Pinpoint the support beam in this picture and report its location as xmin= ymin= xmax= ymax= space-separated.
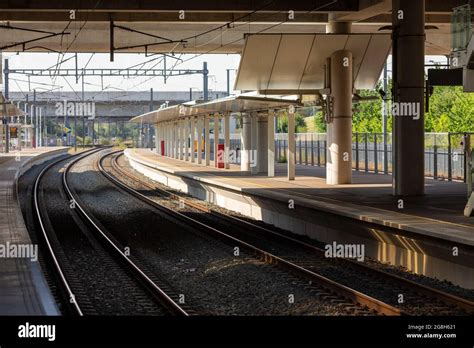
xmin=287 ymin=110 xmax=295 ymax=180
xmin=250 ymin=113 xmax=258 ymax=175
xmin=267 ymin=110 xmax=275 ymax=177
xmin=213 ymin=113 xmax=219 ymax=167
xmin=224 ymin=112 xmax=230 ymax=169
xmin=326 ymin=20 xmax=353 ymax=185
xmin=179 ymin=120 xmax=184 ymax=160
xmin=184 ymin=118 xmax=189 ymax=161
xmin=190 ymin=117 xmax=196 ymax=163
xmin=173 ymin=122 xmax=178 ymax=159
xmin=167 ymin=124 xmax=171 ymax=157
xmin=327 ymin=49 xmax=353 ymax=185
xmin=204 ymin=115 xmax=210 ymax=166
xmin=332 ymin=0 xmax=390 ymax=22
xmin=197 ymin=117 xmax=203 ymax=164
xmin=257 ymin=114 xmax=268 ymax=174
xmin=156 ymin=124 xmax=160 ymax=154
xmin=392 ymin=0 xmax=425 ymax=196
xmin=241 ymin=114 xmax=251 ymax=172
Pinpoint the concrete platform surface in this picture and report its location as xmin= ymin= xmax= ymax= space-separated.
xmin=0 ymin=147 xmax=68 ymax=315
xmin=126 ymin=149 xmax=474 ymax=247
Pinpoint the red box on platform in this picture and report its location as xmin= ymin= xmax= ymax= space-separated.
xmin=217 ymin=144 xmax=225 ymax=168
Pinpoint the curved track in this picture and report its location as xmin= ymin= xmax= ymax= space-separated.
xmin=99 ymin=150 xmax=408 ymax=316
xmin=104 ymin=150 xmax=474 ymax=316
xmin=33 ymin=148 xmax=188 ymax=316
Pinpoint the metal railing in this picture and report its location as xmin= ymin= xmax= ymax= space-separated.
xmin=229 ymin=132 xmax=473 ymax=182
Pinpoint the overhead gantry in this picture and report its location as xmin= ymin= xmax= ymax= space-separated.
xmin=130 ymin=95 xmax=301 ymax=180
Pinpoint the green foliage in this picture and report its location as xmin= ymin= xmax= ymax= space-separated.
xmin=312 ymin=111 xmax=327 ymax=132
xmin=351 ymin=80 xmax=472 ymax=133
xmin=352 ymin=79 xmax=391 ymax=133
xmin=277 ymin=113 xmax=307 ymax=133
xmin=425 ymin=86 xmax=474 ymax=133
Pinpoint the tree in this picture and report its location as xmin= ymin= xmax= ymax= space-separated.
xmin=277 ymin=112 xmax=307 ymax=133
xmin=425 ymin=86 xmax=474 ymax=132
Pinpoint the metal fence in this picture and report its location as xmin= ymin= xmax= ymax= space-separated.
xmin=230 ymin=132 xmax=473 ymax=181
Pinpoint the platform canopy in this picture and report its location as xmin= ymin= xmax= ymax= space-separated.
xmin=234 ymin=33 xmax=392 ymax=93
xmin=0 ymin=92 xmax=26 ymax=117
xmin=130 ymin=94 xmax=301 ymax=124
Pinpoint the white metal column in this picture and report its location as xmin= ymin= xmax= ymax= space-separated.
xmin=197 ymin=117 xmax=203 ymax=164
xmin=173 ymin=123 xmax=178 ymax=159
xmin=184 ymin=118 xmax=189 ymax=161
xmin=224 ymin=112 xmax=230 ymax=169
xmin=204 ymin=115 xmax=210 ymax=166
xmin=154 ymin=124 xmax=160 ymax=154
xmin=241 ymin=114 xmax=251 ymax=171
xmin=190 ymin=117 xmax=196 ymax=163
xmin=213 ymin=113 xmax=219 ymax=167
xmin=288 ymin=110 xmax=295 ymax=180
xmin=250 ymin=113 xmax=258 ymax=175
xmin=267 ymin=110 xmax=275 ymax=177
xmin=257 ymin=114 xmax=268 ymax=173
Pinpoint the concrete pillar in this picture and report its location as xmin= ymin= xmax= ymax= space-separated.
xmin=167 ymin=124 xmax=170 ymax=157
xmin=179 ymin=121 xmax=184 ymax=160
xmin=213 ymin=114 xmax=219 ymax=167
xmin=190 ymin=117 xmax=196 ymax=163
xmin=326 ymin=20 xmax=353 ymax=185
xmin=204 ymin=115 xmax=210 ymax=166
xmin=197 ymin=117 xmax=203 ymax=164
xmin=241 ymin=114 xmax=251 ymax=171
xmin=257 ymin=114 xmax=268 ymax=173
xmin=327 ymin=49 xmax=353 ymax=185
xmin=175 ymin=122 xmax=179 ymax=159
xmin=392 ymin=0 xmax=425 ymax=196
xmin=184 ymin=118 xmax=189 ymax=162
xmin=267 ymin=110 xmax=275 ymax=177
xmin=154 ymin=124 xmax=159 ymax=154
xmin=168 ymin=124 xmax=172 ymax=157
xmin=168 ymin=123 xmax=172 ymax=157
xmin=224 ymin=112 xmax=230 ymax=169
xmin=250 ymin=113 xmax=258 ymax=175
xmin=287 ymin=111 xmax=295 ymax=180
xmin=164 ymin=124 xmax=168 ymax=156
xmin=174 ymin=122 xmax=178 ymax=158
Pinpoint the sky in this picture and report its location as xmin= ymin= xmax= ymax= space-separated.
xmin=2 ymin=52 xmax=242 ymax=96
xmin=1 ymin=52 xmax=448 ymax=98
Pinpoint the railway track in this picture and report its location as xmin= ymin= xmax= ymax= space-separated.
xmin=104 ymin=150 xmax=474 ymax=316
xmin=33 ymin=148 xmax=188 ymax=316
xmin=99 ymin=150 xmax=408 ymax=316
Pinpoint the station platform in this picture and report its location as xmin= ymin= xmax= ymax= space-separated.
xmin=0 ymin=147 xmax=68 ymax=315
xmin=125 ymin=149 xmax=474 ymax=248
